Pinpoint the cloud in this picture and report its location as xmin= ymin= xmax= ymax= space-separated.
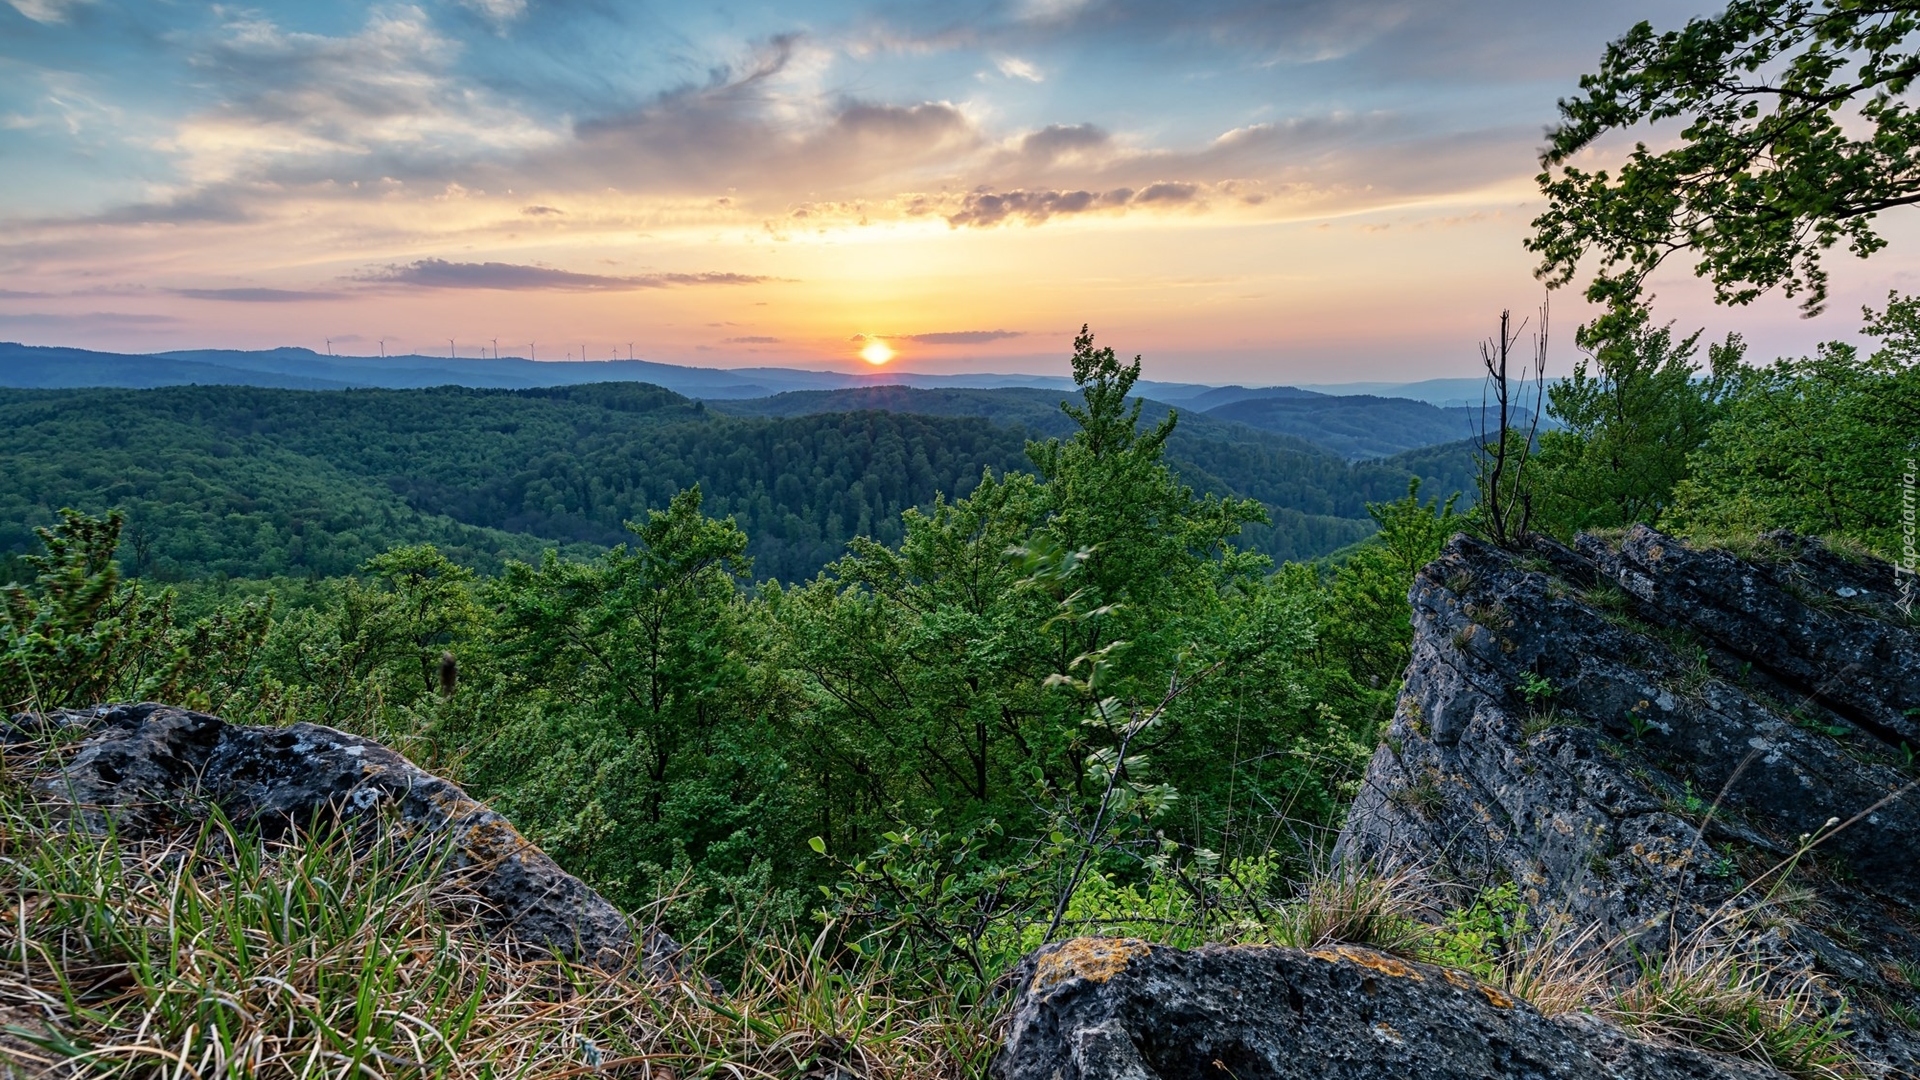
xmin=0 ymin=311 xmax=179 ymax=327
xmin=904 ymin=329 xmax=1025 ymax=344
xmin=1017 ymin=123 xmax=1110 ymax=162
xmin=162 ymin=6 xmax=554 ymax=187
xmin=361 ymin=258 xmax=772 ymax=291
xmin=945 ymin=180 xmax=1214 ymax=226
xmin=0 ymin=289 xmax=51 ymax=299
xmin=724 ymin=335 xmax=782 ymax=343
xmin=521 ymin=205 xmax=565 ymax=216
xmin=995 ymin=56 xmax=1043 ymax=82
xmin=947 ymin=187 xmax=1129 ymax=227
xmin=1135 ymin=180 xmax=1199 ymax=204
xmin=6 ymin=0 xmax=90 ymax=24
xmin=457 ymin=0 xmax=526 ymax=27
xmin=905 ymin=0 xmax=1419 ymax=66
xmin=567 ymin=37 xmax=980 ymax=195
xmin=1012 ymin=0 xmax=1093 ymax=22
xmin=169 ymin=287 xmax=344 ymax=302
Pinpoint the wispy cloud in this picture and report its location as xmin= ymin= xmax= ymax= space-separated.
xmin=360 ymin=259 xmax=773 ymax=291
xmin=161 ymin=6 xmax=554 ymax=187
xmin=6 ymin=0 xmax=91 ymax=25
xmin=169 ymin=287 xmax=344 ymax=302
xmin=456 ymin=0 xmax=526 ymax=29
xmin=994 ymin=55 xmax=1043 ymax=82
xmin=945 ymin=183 xmax=1204 ymax=227
xmin=724 ymin=335 xmax=782 ymax=343
xmin=1015 ymin=123 xmax=1110 ymax=164
xmin=0 ymin=311 xmax=178 ymax=327
xmin=904 ymin=329 xmax=1026 ymax=344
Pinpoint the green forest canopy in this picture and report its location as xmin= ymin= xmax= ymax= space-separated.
xmin=0 ymin=381 xmax=1473 ymax=584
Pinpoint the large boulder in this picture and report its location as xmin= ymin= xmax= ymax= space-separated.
xmin=1336 ymin=527 xmax=1919 ymax=1073
xmin=992 ymin=938 xmax=1776 ymax=1079
xmin=10 ymin=702 xmax=649 ymax=970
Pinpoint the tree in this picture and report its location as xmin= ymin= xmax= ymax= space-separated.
xmin=2 ymin=509 xmax=269 ymax=714
xmin=768 ymin=469 xmax=1056 ymax=832
xmin=1667 ymin=293 xmax=1920 ymax=554
xmin=1531 ymin=308 xmax=1741 ymax=538
xmin=1530 ymin=1 xmax=1920 ymax=314
xmin=1026 ymin=327 xmax=1267 ymax=699
xmin=258 ymin=545 xmax=480 ymax=738
xmin=471 ymin=486 xmax=782 ymax=906
xmin=1472 ymin=307 xmax=1547 ymax=548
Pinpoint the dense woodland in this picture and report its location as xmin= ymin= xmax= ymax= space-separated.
xmin=0 ymin=381 xmax=1467 ymax=585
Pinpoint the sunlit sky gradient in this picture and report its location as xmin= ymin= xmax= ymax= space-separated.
xmin=8 ymin=0 xmax=1920 ymax=383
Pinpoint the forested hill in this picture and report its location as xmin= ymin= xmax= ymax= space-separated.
xmin=0 ymin=382 xmax=1472 ymax=582
xmin=713 ymin=384 xmax=1495 ymax=460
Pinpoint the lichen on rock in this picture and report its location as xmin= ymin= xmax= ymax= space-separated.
xmin=11 ymin=702 xmax=654 ymax=970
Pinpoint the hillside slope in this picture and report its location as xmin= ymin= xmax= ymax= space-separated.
xmin=1204 ymin=392 xmax=1496 ymax=459
xmin=0 ymin=383 xmax=1470 ymax=581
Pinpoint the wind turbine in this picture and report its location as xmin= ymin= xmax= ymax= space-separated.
xmin=492 ymin=337 xmax=499 ymax=360
xmin=379 ymin=338 xmax=386 ymax=358
xmin=449 ymin=338 xmax=456 ymax=359
xmin=325 ymin=338 xmax=332 ymax=356
xmin=529 ymin=342 xmax=536 ymax=361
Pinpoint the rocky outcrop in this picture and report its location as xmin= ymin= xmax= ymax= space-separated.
xmin=994 ymin=527 xmax=1918 ymax=1080
xmin=1336 ymin=527 xmax=1920 ymax=1073
xmin=992 ymin=938 xmax=1776 ymax=1080
xmin=9 ymin=702 xmax=643 ymax=969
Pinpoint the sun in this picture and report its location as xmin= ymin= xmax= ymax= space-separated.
xmin=860 ymin=339 xmax=895 ymax=365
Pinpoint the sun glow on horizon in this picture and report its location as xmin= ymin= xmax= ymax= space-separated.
xmin=860 ymin=339 xmax=895 ymax=365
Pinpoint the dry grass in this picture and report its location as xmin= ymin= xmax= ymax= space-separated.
xmin=1602 ymin=944 xmax=1852 ymax=1079
xmin=0 ymin=732 xmax=988 ymax=1080
xmin=1270 ymin=864 xmax=1434 ymax=957
xmin=1488 ymin=780 xmax=1914 ymax=1080
xmin=1493 ymin=921 xmax=1613 ymax=1018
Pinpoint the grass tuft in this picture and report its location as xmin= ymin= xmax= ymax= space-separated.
xmin=1271 ymin=864 xmax=1433 ymax=957
xmin=1603 ymin=947 xmax=1854 ymax=1079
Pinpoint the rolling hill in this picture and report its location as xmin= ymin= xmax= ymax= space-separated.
xmin=0 ymin=382 xmax=1477 ymax=583
xmin=1202 ymin=392 xmax=1498 ymax=459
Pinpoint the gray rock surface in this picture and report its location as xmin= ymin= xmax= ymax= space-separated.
xmin=1336 ymin=527 xmax=1920 ymax=1074
xmin=13 ymin=702 xmax=640 ymax=968
xmin=992 ymin=938 xmax=1777 ymax=1080
xmin=994 ymin=528 xmax=1919 ymax=1080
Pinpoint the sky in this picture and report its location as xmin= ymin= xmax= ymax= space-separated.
xmin=7 ymin=0 xmax=1920 ymax=384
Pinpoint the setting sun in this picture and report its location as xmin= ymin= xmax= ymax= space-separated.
xmin=860 ymin=339 xmax=895 ymax=365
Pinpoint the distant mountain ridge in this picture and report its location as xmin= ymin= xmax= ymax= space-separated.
xmin=0 ymin=341 xmax=1490 ymax=406
xmin=1 ymin=342 xmax=1173 ymax=400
